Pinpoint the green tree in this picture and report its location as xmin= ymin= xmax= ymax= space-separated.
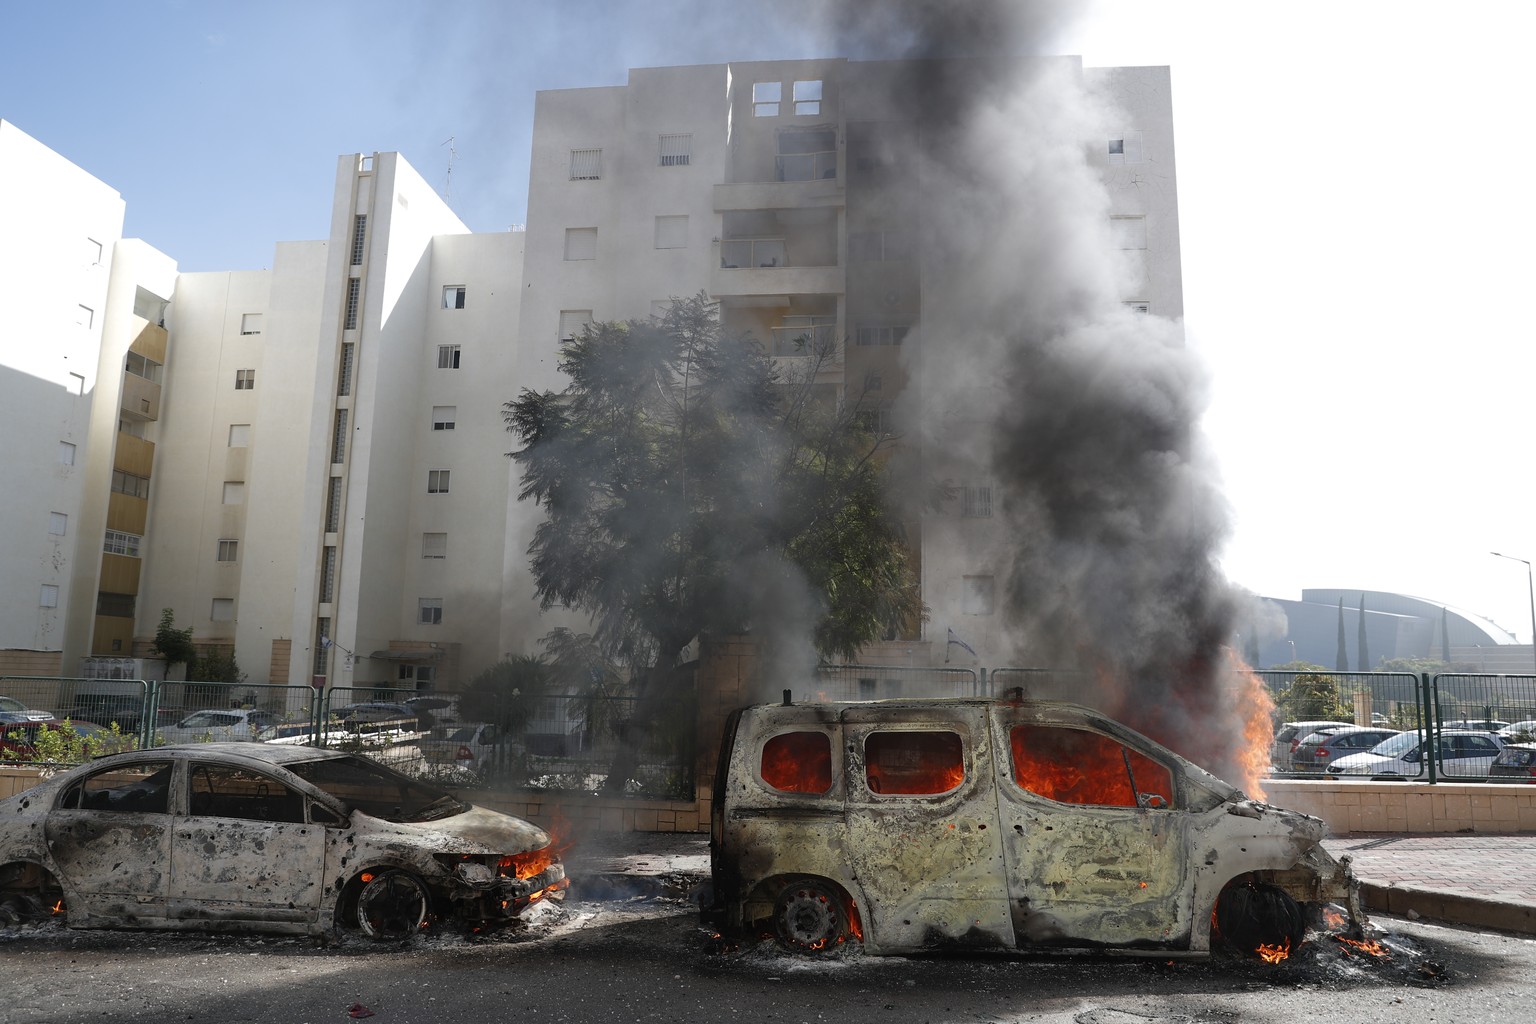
xmin=151 ymin=609 xmax=196 ymax=676
xmin=458 ymin=655 xmax=550 ymax=733
xmin=505 ymin=295 xmax=919 ymax=791
xmin=1278 ymin=667 xmax=1352 ymax=721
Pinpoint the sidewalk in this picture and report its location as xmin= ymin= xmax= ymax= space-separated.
xmin=563 ymin=830 xmax=1536 ymax=936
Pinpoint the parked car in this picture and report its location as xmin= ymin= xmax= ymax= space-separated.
xmin=332 ymin=703 xmax=429 ymax=732
xmin=1289 ymin=726 xmax=1401 ymax=772
xmin=1271 ymin=720 xmax=1353 ymax=771
xmin=1327 ymin=730 xmax=1506 ymax=779
xmin=1488 ymin=743 xmax=1536 ymax=783
xmin=1497 ymin=720 xmax=1536 ymax=741
xmin=708 ymin=697 xmax=1364 ymax=958
xmin=0 ymin=696 xmax=54 ymax=726
xmin=420 ymin=722 xmax=505 ymax=778
xmin=0 ymin=743 xmax=565 ymax=936
xmin=158 ymin=709 xmax=280 ymax=744
xmin=1441 ymin=719 xmax=1511 ymax=733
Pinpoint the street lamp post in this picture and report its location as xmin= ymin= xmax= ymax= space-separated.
xmin=1490 ymin=551 xmax=1536 ymax=675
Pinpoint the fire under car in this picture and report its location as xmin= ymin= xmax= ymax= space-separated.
xmin=706 ymin=696 xmax=1364 ymax=957
xmin=0 ymin=744 xmax=565 ymax=938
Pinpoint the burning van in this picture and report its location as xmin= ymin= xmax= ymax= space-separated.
xmin=706 ymin=696 xmax=1363 ymax=958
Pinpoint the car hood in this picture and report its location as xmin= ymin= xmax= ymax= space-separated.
xmin=348 ymin=804 xmax=551 ymax=855
xmin=1328 ymin=752 xmax=1400 ymax=773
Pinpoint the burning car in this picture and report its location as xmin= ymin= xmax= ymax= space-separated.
xmin=0 ymin=744 xmax=564 ymax=938
xmin=707 ymin=696 xmax=1363 ymax=958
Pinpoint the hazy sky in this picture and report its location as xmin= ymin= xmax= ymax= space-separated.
xmin=5 ymin=1 xmax=1534 ymax=640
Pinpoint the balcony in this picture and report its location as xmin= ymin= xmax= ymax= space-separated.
xmin=713 ymin=238 xmax=843 ymax=299
xmin=120 ymin=369 xmax=161 ymax=422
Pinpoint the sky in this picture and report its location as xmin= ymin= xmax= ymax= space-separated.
xmin=4 ymin=1 xmax=1535 ymax=641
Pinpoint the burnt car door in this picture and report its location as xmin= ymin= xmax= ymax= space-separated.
xmin=167 ymin=761 xmax=325 ymax=924
xmin=841 ymin=705 xmax=1014 ymax=952
xmin=991 ymin=711 xmax=1192 ymax=949
xmin=44 ymin=758 xmax=176 ymax=925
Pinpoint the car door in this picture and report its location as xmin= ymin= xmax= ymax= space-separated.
xmin=991 ymin=711 xmax=1190 ymax=948
xmin=167 ymin=761 xmax=326 ymax=924
xmin=1441 ymin=735 xmax=1502 ymax=779
xmin=43 ymin=758 xmax=176 ymax=925
xmin=841 ymin=705 xmax=1014 ymax=952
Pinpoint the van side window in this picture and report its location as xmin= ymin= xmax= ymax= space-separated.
xmin=761 ymin=732 xmax=832 ymax=794
xmin=865 ymin=731 xmax=963 ymax=795
xmin=1010 ymin=725 xmax=1174 ymax=809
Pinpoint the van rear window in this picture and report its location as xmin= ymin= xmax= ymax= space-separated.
xmin=1010 ymin=725 xmax=1173 ymax=808
xmin=760 ymin=731 xmax=832 ymax=794
xmin=865 ymin=731 xmax=963 ymax=795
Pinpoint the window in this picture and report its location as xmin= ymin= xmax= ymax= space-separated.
xmin=1010 ymin=725 xmax=1173 ymax=808
xmin=217 ymin=539 xmax=238 ymax=562
xmin=77 ymin=305 xmax=94 ymax=328
xmin=68 ymin=372 xmax=85 ymax=395
xmin=760 ymin=732 xmax=831 ymax=794
xmin=854 ymin=405 xmax=895 ymax=435
xmin=125 ymin=352 xmax=162 ymax=382
xmin=234 ymin=368 xmax=255 ymax=390
xmin=1124 ymin=301 xmax=1151 ymax=314
xmin=320 ymin=546 xmax=337 ymax=603
xmin=564 ymin=227 xmax=597 ymax=261
xmin=338 ymin=343 xmax=355 ymax=396
xmin=87 ymin=238 xmax=103 ymax=264
xmin=103 ymin=530 xmax=141 ymax=557
xmin=211 ymin=598 xmax=235 ymax=622
xmin=48 ymin=511 xmax=67 ymax=536
xmin=962 ymin=575 xmax=994 ymax=615
xmin=63 ymin=761 xmax=172 ymax=814
xmin=793 ymin=79 xmax=822 ymax=116
xmin=559 ymin=309 xmax=593 ymax=342
xmin=418 ymin=598 xmax=443 ymax=625
xmin=222 ymin=481 xmax=245 ymax=505
xmin=849 ymin=231 xmax=911 ymax=262
xmin=59 ymin=441 xmax=76 ymax=465
xmin=422 ymin=532 xmax=447 ymax=558
xmin=325 ymin=476 xmax=343 ymax=532
xmin=119 ymin=418 xmax=145 ymax=439
xmin=962 ymin=485 xmax=992 ymax=518
xmin=437 ymin=344 xmax=461 ymax=369
xmin=350 ymin=214 xmax=368 ymax=265
xmin=332 ymin=409 xmax=348 ymax=463
xmin=189 ymin=764 xmax=304 ymax=823
xmin=228 ymin=423 xmax=250 ymax=447
xmin=659 ymin=133 xmax=692 ymax=166
xmin=97 ymin=592 xmax=135 ymax=617
xmin=427 ymin=470 xmax=450 ymax=494
xmin=111 ymin=470 xmax=150 ymax=499
xmin=568 ymin=148 xmax=602 ymax=180
xmin=863 ymin=372 xmax=883 ymax=392
xmin=1110 ymin=215 xmax=1147 ymax=249
xmin=865 ymin=731 xmax=963 ymax=795
xmin=442 ymin=285 xmax=466 ymax=309
xmin=40 ymin=584 xmax=59 ymax=609
xmin=314 ymin=617 xmax=331 ymax=676
xmin=654 ymin=215 xmax=688 ymax=249
xmin=855 ymin=324 xmax=909 ymax=347
xmin=752 ymin=81 xmax=781 ymax=116
xmin=344 ymin=278 xmax=361 ymax=330
xmin=240 ymin=313 xmax=262 ymax=335
xmin=431 ymin=406 xmax=456 ymax=431
xmin=1107 ymin=131 xmax=1144 ymax=165
xmin=777 ymin=128 xmax=837 ymax=181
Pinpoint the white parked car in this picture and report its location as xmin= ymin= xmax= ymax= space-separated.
xmin=159 ymin=709 xmax=280 ymax=744
xmin=1327 ymin=730 xmax=1506 ymax=779
xmin=1496 ymin=720 xmax=1536 ymax=741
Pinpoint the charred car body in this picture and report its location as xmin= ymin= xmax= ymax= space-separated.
xmin=0 ymin=744 xmax=564 ymax=938
xmin=707 ymin=697 xmax=1363 ymax=956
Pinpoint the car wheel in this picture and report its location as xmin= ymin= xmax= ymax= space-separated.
xmin=773 ymin=879 xmax=848 ymax=953
xmin=1214 ymin=880 xmax=1305 ymax=959
xmin=353 ymin=870 xmax=431 ymax=940
xmin=0 ymin=865 xmax=63 ymax=927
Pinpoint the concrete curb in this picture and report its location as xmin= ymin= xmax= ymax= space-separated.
xmin=1360 ymin=882 xmax=1536 ymax=936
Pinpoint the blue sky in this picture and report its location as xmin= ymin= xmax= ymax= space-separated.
xmin=6 ymin=1 xmax=1536 ymax=640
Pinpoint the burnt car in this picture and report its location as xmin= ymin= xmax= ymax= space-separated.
xmin=1488 ymin=743 xmax=1536 ymax=782
xmin=707 ymin=697 xmax=1363 ymax=957
xmin=0 ymin=743 xmax=564 ymax=937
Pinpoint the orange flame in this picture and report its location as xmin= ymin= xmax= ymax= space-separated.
xmin=51 ymin=900 xmax=64 ymax=915
xmin=1231 ymin=655 xmax=1275 ymax=800
xmin=501 ymin=809 xmax=574 ymax=881
xmin=1335 ymin=936 xmax=1391 ymax=958
xmin=1322 ymin=906 xmax=1346 ymax=930
xmin=1256 ymin=939 xmax=1291 ymax=963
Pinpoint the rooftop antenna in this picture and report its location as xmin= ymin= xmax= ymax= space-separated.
xmin=441 ymin=136 xmax=455 ymax=201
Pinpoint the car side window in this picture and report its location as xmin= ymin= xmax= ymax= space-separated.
xmin=189 ymin=763 xmax=305 ymax=823
xmin=61 ymin=761 xmax=174 ymax=814
xmin=760 ymin=731 xmax=832 ymax=794
xmin=865 ymin=731 xmax=963 ymax=795
xmin=1010 ymin=725 xmax=1174 ymax=809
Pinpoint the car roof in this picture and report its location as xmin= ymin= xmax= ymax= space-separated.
xmin=97 ymin=742 xmax=350 ymax=767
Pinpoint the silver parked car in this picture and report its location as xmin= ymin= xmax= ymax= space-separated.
xmin=1271 ymin=720 xmax=1353 ymax=771
xmin=0 ymin=744 xmax=565 ymax=936
xmin=1288 ymin=726 xmax=1401 ymax=772
xmin=158 ymin=708 xmax=280 ymax=744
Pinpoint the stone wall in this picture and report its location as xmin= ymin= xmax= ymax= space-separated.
xmin=1265 ymin=778 xmax=1536 ymax=834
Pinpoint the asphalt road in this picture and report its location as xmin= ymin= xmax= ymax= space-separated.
xmin=1 ymin=897 xmax=1531 ymax=1024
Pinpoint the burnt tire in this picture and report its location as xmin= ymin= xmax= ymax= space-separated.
xmin=773 ymin=879 xmax=848 ymax=954
xmin=0 ymin=864 xmax=62 ymax=927
xmin=1215 ymin=879 xmax=1305 ymax=959
xmin=353 ymin=870 xmax=431 ymax=941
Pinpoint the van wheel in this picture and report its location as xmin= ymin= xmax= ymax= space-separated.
xmin=773 ymin=880 xmax=847 ymax=953
xmin=353 ymin=870 xmax=431 ymax=940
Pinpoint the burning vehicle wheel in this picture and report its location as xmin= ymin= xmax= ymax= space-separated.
xmin=353 ymin=870 xmax=432 ymax=940
xmin=0 ymin=864 xmax=63 ymax=926
xmin=773 ymin=879 xmax=848 ymax=953
xmin=1214 ymin=879 xmax=1305 ymax=961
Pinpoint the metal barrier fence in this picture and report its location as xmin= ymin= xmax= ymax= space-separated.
xmin=812 ymin=665 xmax=981 ymax=699
xmin=987 ymin=668 xmax=1088 ymax=698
